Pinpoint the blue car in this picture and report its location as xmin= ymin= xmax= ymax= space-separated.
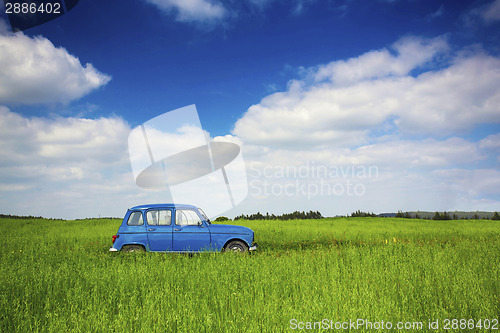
xmin=109 ymin=204 xmax=257 ymax=253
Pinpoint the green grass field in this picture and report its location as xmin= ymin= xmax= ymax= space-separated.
xmin=0 ymin=217 xmax=498 ymax=332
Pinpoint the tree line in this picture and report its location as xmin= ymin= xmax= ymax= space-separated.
xmin=0 ymin=214 xmax=47 ymax=220
xmin=349 ymin=210 xmax=500 ymax=220
xmin=351 ymin=210 xmax=377 ymax=217
xmin=231 ymin=210 xmax=323 ymax=221
xmin=394 ymin=211 xmax=500 ymax=220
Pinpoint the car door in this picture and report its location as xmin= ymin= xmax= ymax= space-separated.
xmin=172 ymin=208 xmax=210 ymax=251
xmin=146 ymin=209 xmax=173 ymax=251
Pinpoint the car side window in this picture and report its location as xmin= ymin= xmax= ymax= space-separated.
xmin=147 ymin=210 xmax=172 ymax=226
xmin=127 ymin=211 xmax=144 ymax=226
xmin=175 ymin=209 xmax=202 ymax=226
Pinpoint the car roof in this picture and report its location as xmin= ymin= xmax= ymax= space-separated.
xmin=129 ymin=203 xmax=198 ymax=211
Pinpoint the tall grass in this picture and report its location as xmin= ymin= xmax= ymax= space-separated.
xmin=0 ymin=217 xmax=498 ymax=332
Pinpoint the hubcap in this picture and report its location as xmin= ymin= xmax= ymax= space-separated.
xmin=230 ymin=245 xmax=243 ymax=252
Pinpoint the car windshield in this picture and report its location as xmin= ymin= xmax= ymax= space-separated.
xmin=198 ymin=208 xmax=210 ymax=224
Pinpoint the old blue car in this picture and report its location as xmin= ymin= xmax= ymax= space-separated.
xmin=109 ymin=204 xmax=257 ymax=253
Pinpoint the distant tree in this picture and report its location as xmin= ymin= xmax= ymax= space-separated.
xmin=254 ymin=212 xmax=264 ymax=220
xmin=234 ymin=214 xmax=247 ymax=221
xmin=214 ymin=216 xmax=230 ymax=222
xmin=351 ymin=210 xmax=377 ymax=217
xmin=433 ymin=212 xmax=452 ymax=220
xmin=492 ymin=212 xmax=500 ymax=220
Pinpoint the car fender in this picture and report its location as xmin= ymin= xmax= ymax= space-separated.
xmin=208 ymin=224 xmax=253 ymax=250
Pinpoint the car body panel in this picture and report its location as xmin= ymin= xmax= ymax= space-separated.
xmin=112 ymin=210 xmax=148 ymax=250
xmin=208 ymin=224 xmax=254 ymax=250
xmin=147 ymin=224 xmax=173 ymax=251
xmin=172 ymin=223 xmax=211 ymax=251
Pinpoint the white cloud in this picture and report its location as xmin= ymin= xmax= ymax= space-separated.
xmin=480 ymin=133 xmax=500 ymax=162
xmin=433 ymin=168 xmax=500 ymax=198
xmin=0 ymin=106 xmax=128 ymax=166
xmin=1 ymin=105 xmax=498 ymax=218
xmin=0 ymin=107 xmax=243 ymax=219
xmin=0 ymin=107 xmax=141 ymax=218
xmin=241 ymin=137 xmax=482 ymax=175
xmin=480 ymin=133 xmax=500 ymax=150
xmin=145 ymin=0 xmax=226 ymax=23
xmin=351 ymin=137 xmax=483 ymax=167
xmin=228 ymin=36 xmax=500 ymax=216
xmin=313 ymin=36 xmax=449 ymax=85
xmin=233 ymin=36 xmax=500 ymax=147
xmin=240 ymin=141 xmax=499 ymax=216
xmin=0 ymin=33 xmax=111 ymax=104
xmin=237 ymin=136 xmax=499 ymax=216
xmin=398 ymin=56 xmax=500 ymax=133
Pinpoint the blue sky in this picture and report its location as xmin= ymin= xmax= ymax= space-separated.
xmin=0 ymin=0 xmax=499 ymax=218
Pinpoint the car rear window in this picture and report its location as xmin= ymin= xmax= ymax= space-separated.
xmin=127 ymin=211 xmax=144 ymax=226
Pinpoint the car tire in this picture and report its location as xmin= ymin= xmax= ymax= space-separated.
xmin=224 ymin=240 xmax=248 ymax=253
xmin=122 ymin=245 xmax=146 ymax=253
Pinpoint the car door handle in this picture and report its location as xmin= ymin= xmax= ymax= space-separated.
xmin=174 ymin=228 xmax=181 ymax=231
xmin=148 ymin=228 xmax=156 ymax=231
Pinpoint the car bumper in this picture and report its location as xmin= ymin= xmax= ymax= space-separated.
xmin=109 ymin=247 xmax=118 ymax=252
xmin=249 ymin=243 xmax=258 ymax=251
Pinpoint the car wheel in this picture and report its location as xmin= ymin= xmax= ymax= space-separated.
xmin=224 ymin=240 xmax=248 ymax=253
xmin=122 ymin=245 xmax=146 ymax=253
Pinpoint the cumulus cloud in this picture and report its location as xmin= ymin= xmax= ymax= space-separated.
xmin=241 ymin=133 xmax=500 ymax=215
xmin=479 ymin=133 xmax=500 ymax=150
xmin=233 ymin=36 xmax=500 ymax=147
xmin=313 ymin=36 xmax=449 ymax=85
xmin=240 ymin=137 xmax=498 ymax=215
xmin=145 ymin=0 xmax=226 ymax=23
xmin=229 ymin=35 xmax=500 ymax=215
xmin=242 ymin=137 xmax=482 ymax=173
xmin=433 ymin=168 xmax=500 ymax=198
xmin=350 ymin=138 xmax=483 ymax=167
xmin=0 ymin=107 xmax=233 ymax=218
xmin=0 ymin=107 xmax=138 ymax=217
xmin=0 ymin=33 xmax=111 ymax=104
xmin=0 ymin=107 xmax=130 ymax=170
